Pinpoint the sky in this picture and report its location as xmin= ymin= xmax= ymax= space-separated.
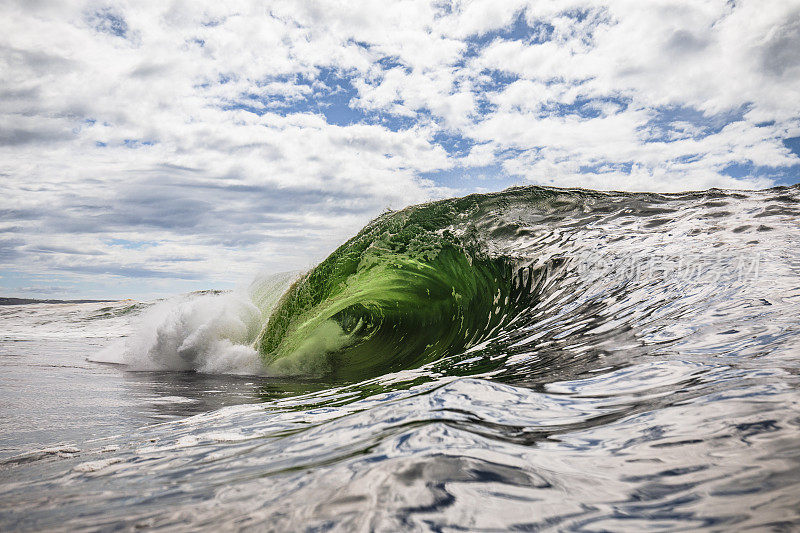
xmin=1 ymin=0 xmax=799 ymax=299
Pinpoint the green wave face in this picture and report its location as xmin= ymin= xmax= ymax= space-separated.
xmin=256 ymin=200 xmax=524 ymax=380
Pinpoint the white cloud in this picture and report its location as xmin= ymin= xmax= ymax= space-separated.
xmin=0 ymin=0 xmax=798 ymax=297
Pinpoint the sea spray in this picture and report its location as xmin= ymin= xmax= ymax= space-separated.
xmin=109 ymin=272 xmax=299 ymax=374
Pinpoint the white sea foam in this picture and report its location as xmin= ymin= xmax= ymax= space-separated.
xmin=73 ymin=457 xmax=123 ymax=473
xmin=124 ymin=291 xmax=263 ymax=374
xmin=92 ymin=272 xmax=299 ymax=375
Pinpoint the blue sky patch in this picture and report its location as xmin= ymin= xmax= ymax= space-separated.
xmin=641 ymin=105 xmax=748 ymax=142
xmin=89 ymin=8 xmax=128 ymax=38
xmin=783 ymin=136 xmax=800 ymax=158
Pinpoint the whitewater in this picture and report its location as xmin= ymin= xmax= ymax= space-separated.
xmin=2 ymin=185 xmax=800 ymax=530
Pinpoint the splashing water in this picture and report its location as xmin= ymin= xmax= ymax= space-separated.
xmin=2 ymin=185 xmax=800 ymax=530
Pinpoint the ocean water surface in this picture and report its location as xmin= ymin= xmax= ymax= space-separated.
xmin=2 ymin=185 xmax=800 ymax=530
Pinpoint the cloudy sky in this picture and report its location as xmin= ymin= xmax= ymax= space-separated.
xmin=1 ymin=0 xmax=799 ymax=299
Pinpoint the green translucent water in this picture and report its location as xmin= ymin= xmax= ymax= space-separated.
xmin=256 ymin=192 xmax=540 ymax=380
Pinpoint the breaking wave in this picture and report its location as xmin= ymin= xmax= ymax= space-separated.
xmin=116 ymin=185 xmax=800 ymax=382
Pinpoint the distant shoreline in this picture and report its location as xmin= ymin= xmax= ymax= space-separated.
xmin=0 ymin=297 xmax=119 ymax=306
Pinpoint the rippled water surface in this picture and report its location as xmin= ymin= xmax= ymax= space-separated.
xmin=2 ymin=185 xmax=800 ymax=531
